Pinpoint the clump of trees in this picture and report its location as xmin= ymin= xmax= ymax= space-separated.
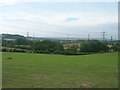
xmin=2 ymin=47 xmax=26 ymax=53
xmin=31 ymin=40 xmax=64 ymax=54
xmin=15 ymin=38 xmax=33 ymax=45
xmin=80 ymin=41 xmax=109 ymax=54
xmin=111 ymin=43 xmax=120 ymax=52
xmin=2 ymin=38 xmax=33 ymax=53
xmin=2 ymin=40 xmax=15 ymax=47
xmin=2 ymin=38 xmax=33 ymax=47
xmin=64 ymin=44 xmax=80 ymax=55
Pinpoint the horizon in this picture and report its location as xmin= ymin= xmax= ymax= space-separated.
xmin=1 ymin=33 xmax=118 ymax=40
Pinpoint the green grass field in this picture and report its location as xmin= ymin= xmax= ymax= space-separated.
xmin=2 ymin=52 xmax=118 ymax=88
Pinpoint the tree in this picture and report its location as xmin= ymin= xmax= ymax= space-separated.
xmin=31 ymin=40 xmax=64 ymax=54
xmin=64 ymin=44 xmax=80 ymax=55
xmin=80 ymin=41 xmax=109 ymax=53
xmin=2 ymin=40 xmax=15 ymax=47
xmin=111 ymin=43 xmax=120 ymax=52
xmin=15 ymin=38 xmax=33 ymax=45
xmin=70 ymin=44 xmax=79 ymax=52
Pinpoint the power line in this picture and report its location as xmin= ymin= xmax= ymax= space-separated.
xmin=101 ymin=31 xmax=106 ymax=41
xmin=111 ymin=36 xmax=113 ymax=41
xmin=27 ymin=32 xmax=29 ymax=37
xmin=88 ymin=34 xmax=90 ymax=41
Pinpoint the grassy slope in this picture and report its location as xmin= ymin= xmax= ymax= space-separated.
xmin=2 ymin=52 xmax=118 ymax=88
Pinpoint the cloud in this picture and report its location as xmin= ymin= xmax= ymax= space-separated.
xmin=0 ymin=0 xmax=118 ymax=5
xmin=40 ymin=12 xmax=117 ymax=26
xmin=0 ymin=10 xmax=117 ymax=27
xmin=0 ymin=21 xmax=117 ymax=39
xmin=0 ymin=0 xmax=19 ymax=5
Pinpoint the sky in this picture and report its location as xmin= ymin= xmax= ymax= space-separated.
xmin=0 ymin=0 xmax=118 ymax=40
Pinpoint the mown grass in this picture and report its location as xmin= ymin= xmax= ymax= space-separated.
xmin=2 ymin=52 xmax=118 ymax=88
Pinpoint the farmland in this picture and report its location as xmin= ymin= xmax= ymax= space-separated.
xmin=2 ymin=52 xmax=118 ymax=88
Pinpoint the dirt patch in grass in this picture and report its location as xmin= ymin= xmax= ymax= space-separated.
xmin=60 ymin=81 xmax=74 ymax=87
xmin=77 ymin=82 xmax=95 ymax=88
xmin=60 ymin=81 xmax=95 ymax=88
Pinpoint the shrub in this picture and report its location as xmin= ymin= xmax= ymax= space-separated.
xmin=31 ymin=40 xmax=64 ymax=54
xmin=80 ymin=41 xmax=109 ymax=53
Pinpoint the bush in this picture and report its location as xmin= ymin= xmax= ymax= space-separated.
xmin=14 ymin=45 xmax=31 ymax=50
xmin=31 ymin=40 xmax=64 ymax=54
xmin=53 ymin=50 xmax=64 ymax=54
xmin=64 ymin=49 xmax=80 ymax=55
xmin=111 ymin=43 xmax=120 ymax=52
xmin=2 ymin=48 xmax=26 ymax=53
xmin=80 ymin=41 xmax=109 ymax=53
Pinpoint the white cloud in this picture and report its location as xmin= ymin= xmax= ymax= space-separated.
xmin=0 ymin=0 xmax=19 ymax=5
xmin=44 ymin=13 xmax=117 ymax=26
xmin=0 ymin=0 xmax=119 ymax=5
xmin=1 ymin=10 xmax=117 ymax=27
xmin=0 ymin=21 xmax=117 ymax=38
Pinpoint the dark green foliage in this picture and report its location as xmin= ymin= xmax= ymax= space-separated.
xmin=32 ymin=40 xmax=64 ymax=54
xmin=111 ymin=43 xmax=120 ymax=52
xmin=80 ymin=41 xmax=109 ymax=53
xmin=15 ymin=38 xmax=33 ymax=45
xmin=2 ymin=40 xmax=15 ymax=47
xmin=2 ymin=47 xmax=26 ymax=53
xmin=64 ymin=50 xmax=79 ymax=55
xmin=14 ymin=45 xmax=31 ymax=50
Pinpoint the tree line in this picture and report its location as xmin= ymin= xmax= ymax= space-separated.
xmin=2 ymin=38 xmax=120 ymax=55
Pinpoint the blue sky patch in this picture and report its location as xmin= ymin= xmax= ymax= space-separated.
xmin=65 ymin=17 xmax=79 ymax=22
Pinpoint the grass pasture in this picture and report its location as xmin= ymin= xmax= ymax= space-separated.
xmin=2 ymin=52 xmax=118 ymax=88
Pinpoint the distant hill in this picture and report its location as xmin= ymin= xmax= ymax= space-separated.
xmin=1 ymin=34 xmax=58 ymax=41
xmin=2 ymin=34 xmax=25 ymax=39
